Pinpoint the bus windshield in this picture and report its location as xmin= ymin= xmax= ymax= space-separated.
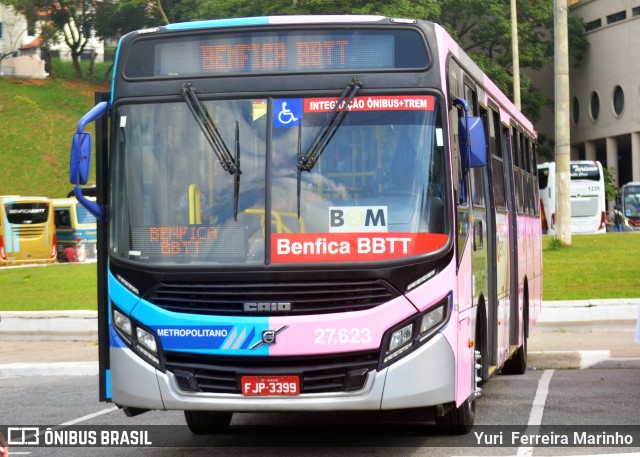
xmin=4 ymin=202 xmax=50 ymax=225
xmin=623 ymin=185 xmax=640 ymax=219
xmin=110 ymin=95 xmax=448 ymax=266
xmin=570 ymin=162 xmax=600 ymax=181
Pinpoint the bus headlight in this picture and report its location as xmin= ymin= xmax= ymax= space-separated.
xmin=113 ymin=309 xmax=132 ymax=338
xmin=419 ymin=306 xmax=445 ymax=338
xmin=111 ymin=304 xmax=164 ymax=371
xmin=389 ymin=324 xmax=413 ymax=353
xmin=137 ymin=327 xmax=158 ymax=353
xmin=135 ymin=326 xmax=160 ymax=365
xmin=380 ymin=294 xmax=451 ymax=368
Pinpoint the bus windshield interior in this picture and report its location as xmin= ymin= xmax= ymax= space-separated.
xmin=110 ymin=95 xmax=448 ymax=266
xmin=623 ymin=186 xmax=640 ymax=219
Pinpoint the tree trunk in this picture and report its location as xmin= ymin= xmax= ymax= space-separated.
xmin=102 ymin=62 xmax=114 ymax=83
xmin=73 ymin=53 xmax=83 ymax=80
xmin=87 ymin=51 xmax=96 ymax=81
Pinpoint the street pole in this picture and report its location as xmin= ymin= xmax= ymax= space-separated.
xmin=511 ymin=0 xmax=521 ymax=110
xmin=555 ymin=0 xmax=572 ymax=246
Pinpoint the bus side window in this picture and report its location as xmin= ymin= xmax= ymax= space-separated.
xmin=55 ymin=209 xmax=72 ymax=228
xmin=451 ymin=105 xmax=468 ymax=206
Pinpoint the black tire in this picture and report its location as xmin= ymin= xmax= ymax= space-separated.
xmin=184 ymin=411 xmax=233 ymax=434
xmin=501 ymin=335 xmax=527 ymax=375
xmin=475 ymin=306 xmax=489 ymax=384
xmin=435 ymin=397 xmax=476 ymax=435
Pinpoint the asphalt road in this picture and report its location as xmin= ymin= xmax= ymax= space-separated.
xmin=1 ymin=328 xmax=640 ymax=457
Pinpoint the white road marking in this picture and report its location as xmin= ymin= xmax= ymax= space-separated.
xmin=60 ymin=406 xmax=119 ymax=426
xmin=529 ymin=350 xmax=614 ymax=369
xmin=517 ymin=369 xmax=554 ymax=457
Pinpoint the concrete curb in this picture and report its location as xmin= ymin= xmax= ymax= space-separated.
xmin=0 ymin=361 xmax=98 ymax=377
xmin=0 ymin=310 xmax=98 ymax=341
xmin=1 ymin=300 xmax=638 ymax=341
xmin=538 ymin=299 xmax=640 ymax=326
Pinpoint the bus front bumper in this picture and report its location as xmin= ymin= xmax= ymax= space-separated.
xmin=109 ymin=333 xmax=455 ymax=412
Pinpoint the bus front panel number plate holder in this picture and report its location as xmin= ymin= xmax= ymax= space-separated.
xmin=241 ymin=375 xmax=300 ymax=396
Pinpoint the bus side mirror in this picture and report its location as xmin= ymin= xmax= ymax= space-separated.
xmin=70 ymin=132 xmax=92 ymax=185
xmin=69 ymin=101 xmax=109 ymax=220
xmin=458 ymin=116 xmax=487 ymax=168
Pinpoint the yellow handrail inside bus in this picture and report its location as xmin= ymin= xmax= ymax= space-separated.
xmin=188 ymin=184 xmax=201 ymax=225
xmin=244 ymin=208 xmax=306 ymax=234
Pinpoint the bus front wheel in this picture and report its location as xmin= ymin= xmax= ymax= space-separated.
xmin=435 ymin=397 xmax=476 ymax=435
xmin=184 ymin=411 xmax=233 ymax=434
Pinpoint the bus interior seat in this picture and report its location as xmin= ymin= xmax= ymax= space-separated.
xmin=425 ymin=195 xmax=445 ymax=234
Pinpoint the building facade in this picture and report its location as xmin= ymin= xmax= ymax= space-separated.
xmin=569 ymin=0 xmax=640 ymax=189
xmin=0 ymin=4 xmax=104 ymax=78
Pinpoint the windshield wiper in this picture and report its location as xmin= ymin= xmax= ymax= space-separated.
xmin=181 ymin=82 xmax=242 ymax=220
xmin=233 ymin=120 xmax=240 ymax=221
xmin=296 ymin=79 xmax=362 ymax=217
xmin=297 ymin=79 xmax=361 ymax=173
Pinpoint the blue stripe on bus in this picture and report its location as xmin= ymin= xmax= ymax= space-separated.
xmin=111 ymin=36 xmax=125 ymax=104
xmin=132 ymin=299 xmax=270 ymax=356
xmin=105 ymin=369 xmax=111 ymax=399
xmin=76 ymin=205 xmax=97 ymax=224
xmin=108 ymin=270 xmax=141 ymax=314
xmin=57 ymin=229 xmax=97 ymax=243
xmin=110 ymin=325 xmax=128 ymax=348
xmin=108 ymin=268 xmax=271 ymax=355
xmin=165 ymin=17 xmax=270 ymax=31
xmin=12 ymin=228 xmax=19 ymax=252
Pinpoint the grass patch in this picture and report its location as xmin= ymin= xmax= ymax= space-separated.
xmin=542 ymin=232 xmax=640 ymax=300
xmin=50 ymin=59 xmax=114 ymax=84
xmin=0 ymin=77 xmax=107 ymax=198
xmin=1 ymin=233 xmax=638 ymax=312
xmin=0 ymin=263 xmax=97 ymax=311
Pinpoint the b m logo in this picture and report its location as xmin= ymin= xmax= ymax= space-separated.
xmin=329 ymin=206 xmax=388 ymax=233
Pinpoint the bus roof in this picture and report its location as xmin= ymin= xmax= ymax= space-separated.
xmin=51 ymin=197 xmax=95 ymax=207
xmin=163 ymin=15 xmax=387 ymax=31
xmin=1 ymin=195 xmax=51 ymax=203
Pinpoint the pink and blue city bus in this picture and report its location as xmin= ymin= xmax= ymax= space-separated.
xmin=69 ymin=15 xmax=542 ymax=435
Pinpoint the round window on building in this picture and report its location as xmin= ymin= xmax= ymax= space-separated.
xmin=572 ymin=96 xmax=580 ymax=125
xmin=613 ymin=85 xmax=624 ymax=116
xmin=590 ymin=91 xmax=600 ymax=121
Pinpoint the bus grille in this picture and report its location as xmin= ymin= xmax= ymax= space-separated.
xmin=146 ymin=280 xmax=399 ymax=316
xmin=164 ymin=351 xmax=379 ymax=394
xmin=13 ymin=226 xmax=45 ymax=237
xmin=571 ymin=196 xmax=599 ymax=217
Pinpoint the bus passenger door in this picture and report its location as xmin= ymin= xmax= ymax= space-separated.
xmin=465 ymin=101 xmax=496 ymax=380
xmin=505 ymin=127 xmax=520 ymax=366
xmin=485 ymin=109 xmax=513 ymax=375
xmin=448 ymin=62 xmax=473 ymax=313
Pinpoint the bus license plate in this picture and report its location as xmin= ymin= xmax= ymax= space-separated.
xmin=241 ymin=375 xmax=300 ymax=396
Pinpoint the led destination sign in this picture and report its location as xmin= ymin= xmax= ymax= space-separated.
xmin=124 ymin=29 xmax=429 ymax=78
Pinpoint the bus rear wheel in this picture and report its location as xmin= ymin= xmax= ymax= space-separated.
xmin=184 ymin=411 xmax=233 ymax=434
xmin=501 ymin=336 xmax=527 ymax=375
xmin=435 ymin=397 xmax=476 ymax=435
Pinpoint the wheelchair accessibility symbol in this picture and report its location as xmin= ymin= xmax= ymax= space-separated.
xmin=274 ymin=99 xmax=302 ymax=127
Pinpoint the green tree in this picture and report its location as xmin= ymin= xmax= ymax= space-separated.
xmin=171 ymin=0 xmax=440 ymax=25
xmin=1 ymin=0 xmax=97 ymax=79
xmin=435 ymin=0 xmax=587 ymax=123
xmin=602 ymin=167 xmax=619 ymax=204
xmin=93 ymin=0 xmax=163 ymax=80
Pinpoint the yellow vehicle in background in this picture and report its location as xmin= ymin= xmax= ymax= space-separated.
xmin=52 ymin=197 xmax=97 ymax=259
xmin=0 ymin=195 xmax=57 ymax=266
